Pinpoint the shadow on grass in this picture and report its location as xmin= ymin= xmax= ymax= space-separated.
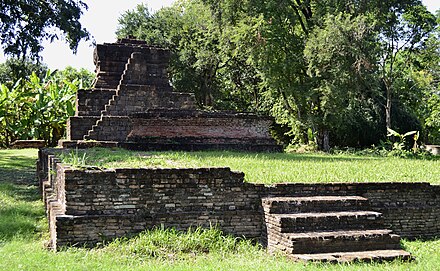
xmin=0 ymin=151 xmax=37 ymax=185
xmin=0 ymin=153 xmax=37 ymax=170
xmin=177 ymin=150 xmax=380 ymax=162
xmin=0 ymin=203 xmax=45 ymax=241
xmin=0 ymin=150 xmax=44 ymax=242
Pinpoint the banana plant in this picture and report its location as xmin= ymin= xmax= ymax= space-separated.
xmin=0 ymin=69 xmax=80 ymax=147
xmin=387 ymin=128 xmax=419 ymax=153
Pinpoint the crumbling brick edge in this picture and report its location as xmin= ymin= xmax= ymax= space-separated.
xmin=37 ymin=148 xmax=440 ymax=250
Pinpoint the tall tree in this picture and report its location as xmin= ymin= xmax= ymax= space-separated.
xmin=117 ymin=1 xmax=255 ymax=109
xmin=0 ymin=58 xmax=48 ymax=86
xmin=0 ymin=0 xmax=90 ymax=60
xmin=375 ymin=3 xmax=436 ymax=132
xmin=305 ymin=13 xmax=381 ymax=150
xmin=203 ymin=0 xmax=438 ymax=149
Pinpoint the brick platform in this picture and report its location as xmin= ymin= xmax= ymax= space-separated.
xmin=38 ymin=148 xmax=440 ymax=262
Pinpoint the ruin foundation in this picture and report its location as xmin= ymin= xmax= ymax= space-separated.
xmin=38 ymin=149 xmax=440 ymax=252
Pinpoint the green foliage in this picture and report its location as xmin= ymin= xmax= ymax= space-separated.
xmin=304 ymin=13 xmax=382 ymax=149
xmin=117 ymin=1 xmax=264 ymax=110
xmin=59 ymin=148 xmax=89 ymax=168
xmin=411 ymin=14 xmax=440 ymax=144
xmin=425 ymin=93 xmax=440 ymax=143
xmin=0 ymin=67 xmax=92 ymax=147
xmin=56 ymin=66 xmax=94 ymax=89
xmin=386 ymin=128 xmax=418 ymax=151
xmin=105 ymin=226 xmax=257 ymax=260
xmin=0 ymin=58 xmax=48 ymax=87
xmin=0 ymin=0 xmax=90 ymax=60
xmin=117 ymin=0 xmax=440 ymax=150
xmin=376 ymin=3 xmax=437 ymax=133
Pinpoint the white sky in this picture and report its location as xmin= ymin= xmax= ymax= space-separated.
xmin=0 ymin=0 xmax=439 ymax=71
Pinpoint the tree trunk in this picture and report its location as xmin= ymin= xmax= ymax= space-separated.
xmin=323 ymin=130 xmax=330 ymax=152
xmin=384 ymin=75 xmax=393 ymax=133
xmin=385 ymin=84 xmax=392 ymax=132
xmin=316 ymin=129 xmax=330 ymax=152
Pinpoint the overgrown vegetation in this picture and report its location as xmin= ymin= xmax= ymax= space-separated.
xmin=104 ymin=226 xmax=258 ymax=260
xmin=57 ymin=148 xmax=440 ymax=184
xmin=0 ymin=67 xmax=94 ymax=147
xmin=1 ymin=148 xmax=440 ymax=270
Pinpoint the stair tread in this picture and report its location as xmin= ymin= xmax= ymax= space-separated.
xmin=263 ymin=196 xmax=368 ymax=202
xmin=91 ymin=88 xmax=117 ymax=92
xmin=282 ymin=229 xmax=394 ymax=239
xmin=274 ymin=211 xmax=381 ymax=218
xmin=290 ymin=249 xmax=412 ymax=263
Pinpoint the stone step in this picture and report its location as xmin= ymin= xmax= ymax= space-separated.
xmin=267 ymin=211 xmax=383 ymax=232
xmin=95 ymin=78 xmax=121 ymax=85
xmin=262 ymin=196 xmax=370 ymax=214
xmin=289 ymin=249 xmax=412 ymax=263
xmin=97 ymin=61 xmax=127 ymax=72
xmin=94 ymin=81 xmax=121 ymax=89
xmin=84 ymin=125 xmax=99 ymax=140
xmin=96 ymin=71 xmax=125 ymax=77
xmin=103 ymin=101 xmax=114 ymax=114
xmin=268 ymin=229 xmax=401 ymax=254
xmin=92 ymin=88 xmax=117 ymax=92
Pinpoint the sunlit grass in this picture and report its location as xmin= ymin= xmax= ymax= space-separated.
xmin=1 ymin=148 xmax=440 ymax=270
xmin=1 ymin=237 xmax=440 ymax=271
xmin=56 ymin=148 xmax=440 ymax=184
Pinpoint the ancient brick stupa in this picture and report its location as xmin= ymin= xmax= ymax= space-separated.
xmin=63 ymin=39 xmax=281 ymax=151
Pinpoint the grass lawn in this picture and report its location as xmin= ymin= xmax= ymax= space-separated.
xmin=1 ymin=148 xmax=440 ymax=270
xmin=59 ymin=148 xmax=440 ymax=184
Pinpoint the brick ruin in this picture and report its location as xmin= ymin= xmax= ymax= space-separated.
xmin=38 ymin=148 xmax=440 ymax=262
xmin=43 ymin=39 xmax=440 ymax=262
xmin=63 ymin=39 xmax=281 ymax=152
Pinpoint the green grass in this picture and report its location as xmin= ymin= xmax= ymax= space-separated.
xmin=58 ymin=148 xmax=440 ymax=184
xmin=1 ymin=237 xmax=440 ymax=270
xmin=2 ymin=148 xmax=440 ymax=270
xmin=0 ymin=149 xmax=46 ymax=242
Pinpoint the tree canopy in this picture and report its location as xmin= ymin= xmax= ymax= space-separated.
xmin=0 ymin=0 xmax=90 ymax=60
xmin=117 ymin=0 xmax=440 ymax=150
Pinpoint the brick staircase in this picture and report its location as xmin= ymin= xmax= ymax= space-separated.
xmin=84 ymin=49 xmax=196 ymax=142
xmin=262 ymin=196 xmax=412 ymax=263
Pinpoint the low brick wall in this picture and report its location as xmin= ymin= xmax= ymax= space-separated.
xmin=38 ymin=149 xmax=440 ymax=249
xmin=11 ymin=140 xmax=46 ymax=149
xmin=128 ymin=110 xmax=275 ymax=140
xmin=39 ymin=149 xmax=264 ymax=249
xmin=79 ymin=109 xmax=282 ymax=151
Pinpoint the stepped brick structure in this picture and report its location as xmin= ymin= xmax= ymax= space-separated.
xmin=36 ymin=148 xmax=440 ymax=262
xmin=262 ymin=196 xmax=410 ymax=262
xmin=64 ymin=39 xmax=281 ymax=152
